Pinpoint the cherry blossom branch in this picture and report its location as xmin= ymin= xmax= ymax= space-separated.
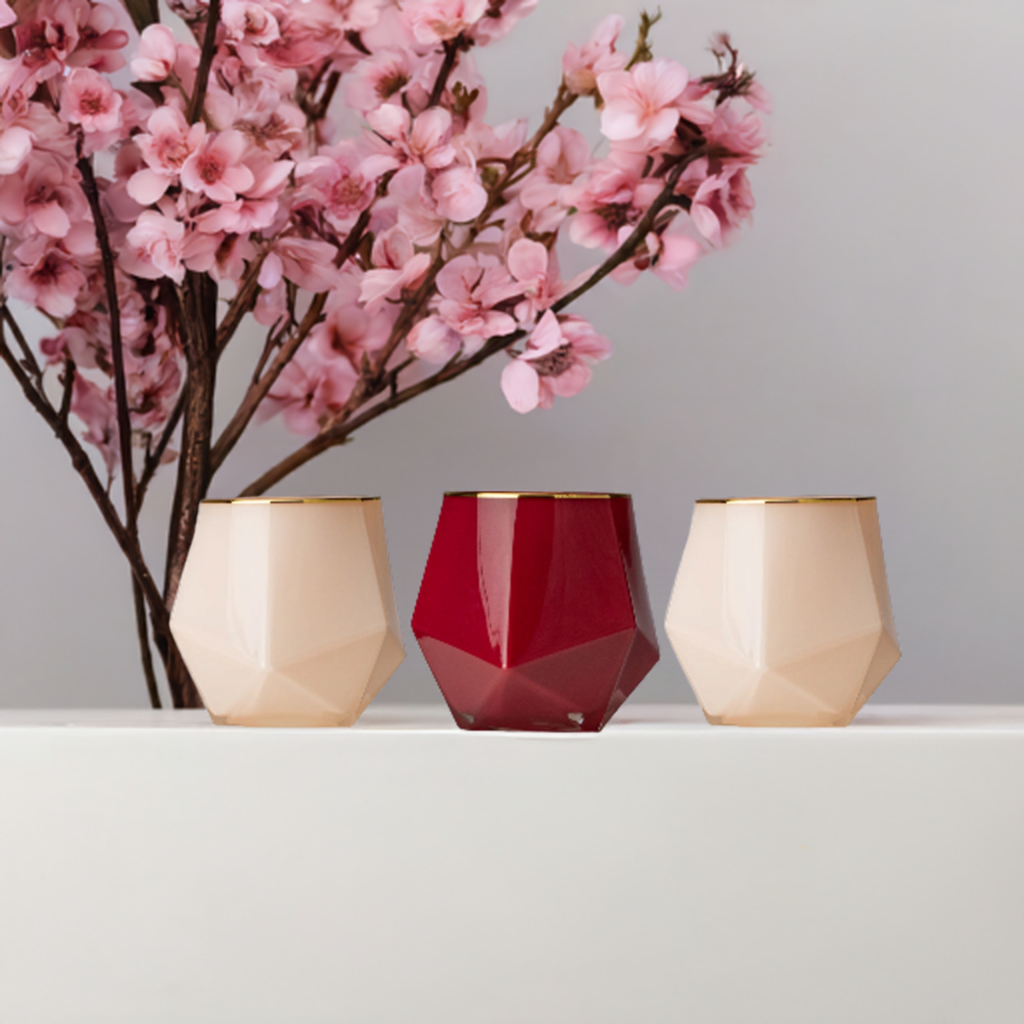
xmin=321 ymin=85 xmax=578 ymax=435
xmin=77 ymin=154 xmax=137 ymax=529
xmin=187 ymin=0 xmax=222 ymax=124
xmin=208 ymin=205 xmax=376 ymax=475
xmin=0 ymin=307 xmax=178 ymax=683
xmin=239 ymin=158 xmax=697 ymax=496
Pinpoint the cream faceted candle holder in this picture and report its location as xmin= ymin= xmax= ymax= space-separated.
xmin=665 ymin=496 xmax=900 ymax=727
xmin=170 ymin=497 xmax=405 ymax=726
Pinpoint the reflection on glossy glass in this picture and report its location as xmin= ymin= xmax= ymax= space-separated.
xmin=413 ymin=493 xmax=659 ymax=732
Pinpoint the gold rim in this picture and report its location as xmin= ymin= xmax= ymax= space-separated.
xmin=696 ymin=496 xmax=875 ymax=505
xmin=202 ymin=496 xmax=380 ymax=505
xmin=445 ymin=491 xmax=630 ymax=500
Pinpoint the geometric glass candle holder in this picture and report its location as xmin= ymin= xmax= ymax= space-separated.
xmin=170 ymin=497 xmax=405 ymax=726
xmin=665 ymin=496 xmax=900 ymax=727
xmin=412 ymin=492 xmax=659 ymax=732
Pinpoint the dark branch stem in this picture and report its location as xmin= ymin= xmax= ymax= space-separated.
xmin=137 ymin=383 xmax=186 ymax=509
xmin=1 ymin=304 xmax=44 ymax=389
xmin=187 ymin=0 xmax=221 ymax=124
xmin=77 ymin=154 xmax=137 ymax=530
xmin=429 ymin=37 xmax=463 ymax=107
xmin=132 ymin=575 xmax=162 ymax=709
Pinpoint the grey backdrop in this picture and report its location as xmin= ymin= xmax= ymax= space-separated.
xmin=1 ymin=0 xmax=1021 ymax=708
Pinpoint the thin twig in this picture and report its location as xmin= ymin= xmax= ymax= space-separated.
xmin=1 ymin=304 xmax=44 ymax=390
xmin=137 ymin=383 xmax=186 ymax=508
xmin=58 ymin=358 xmax=75 ymax=425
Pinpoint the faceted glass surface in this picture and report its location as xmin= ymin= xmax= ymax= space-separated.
xmin=171 ymin=498 xmax=405 ymax=726
xmin=665 ymin=497 xmax=900 ymax=727
xmin=412 ymin=493 xmax=659 ymax=732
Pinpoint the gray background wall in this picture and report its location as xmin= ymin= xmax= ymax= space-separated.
xmin=0 ymin=0 xmax=1021 ymax=708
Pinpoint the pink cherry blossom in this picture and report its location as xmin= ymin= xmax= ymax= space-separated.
xmin=359 ymin=227 xmax=432 ymax=311
xmin=562 ymin=15 xmax=627 ymax=97
xmin=407 ymin=315 xmax=461 ymax=364
xmin=222 ymin=0 xmax=281 ymax=53
xmin=6 ymin=238 xmax=88 ymax=318
xmin=130 ymin=107 xmax=206 ymax=204
xmin=501 ymin=310 xmax=612 ymax=413
xmin=506 ymin=238 xmax=563 ymax=322
xmin=598 ymin=58 xmax=694 ymax=149
xmin=71 ymin=375 xmax=118 ymax=476
xmin=180 ymin=130 xmax=255 ymax=203
xmin=689 ymin=164 xmax=755 ymax=247
xmin=470 ymin=0 xmax=538 ymax=45
xmin=432 ymin=165 xmax=487 ymax=223
xmin=293 ymin=142 xmax=376 ymax=232
xmin=67 ymin=2 xmax=129 ymax=74
xmin=406 ymin=0 xmax=488 ymax=45
xmin=519 ymin=126 xmax=591 ymax=232
xmin=345 ymin=48 xmax=421 ymax=114
xmin=14 ymin=1 xmax=81 ymax=83
xmin=262 ymin=236 xmax=342 ymax=292
xmin=263 ymin=341 xmax=359 ymax=435
xmin=564 ymin=161 xmax=661 ymax=251
xmin=367 ymin=105 xmax=456 ymax=169
xmin=122 ymin=211 xmax=187 ymax=283
xmin=0 ymin=154 xmax=87 ymax=239
xmin=611 ymin=229 xmax=703 ymax=290
xmin=59 ymin=68 xmax=123 ymax=134
xmin=707 ymin=103 xmax=768 ymax=165
xmin=388 ymin=164 xmax=446 ymax=244
xmin=436 ymin=253 xmax=521 ymax=341
xmin=0 ymin=126 xmax=33 ymax=175
xmin=0 ymin=0 xmax=15 ymax=29
xmin=131 ymin=25 xmax=178 ymax=82
xmin=307 ymin=288 xmax=391 ymax=364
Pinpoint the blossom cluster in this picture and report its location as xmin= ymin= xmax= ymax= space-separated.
xmin=0 ymin=0 xmax=767 ymax=474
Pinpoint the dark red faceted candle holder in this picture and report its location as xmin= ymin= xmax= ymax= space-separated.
xmin=412 ymin=492 xmax=659 ymax=732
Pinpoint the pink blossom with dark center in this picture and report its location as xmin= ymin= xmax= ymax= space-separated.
xmin=59 ymin=68 xmax=123 ymax=134
xmin=7 ymin=237 xmax=88 ymax=317
xmin=436 ymin=252 xmax=521 ymax=341
xmin=180 ymin=129 xmax=255 ymax=203
xmin=500 ymin=310 xmax=612 ymax=413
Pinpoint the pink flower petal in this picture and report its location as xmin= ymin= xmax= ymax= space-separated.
xmin=501 ymin=358 xmax=540 ymax=413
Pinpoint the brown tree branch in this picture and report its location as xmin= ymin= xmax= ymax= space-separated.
xmin=76 ymin=154 xmax=138 ymax=531
xmin=187 ymin=0 xmax=222 ymax=124
xmin=428 ymin=37 xmax=464 ymax=108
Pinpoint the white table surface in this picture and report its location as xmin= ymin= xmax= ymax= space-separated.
xmin=1 ymin=703 xmax=1022 ymax=1023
